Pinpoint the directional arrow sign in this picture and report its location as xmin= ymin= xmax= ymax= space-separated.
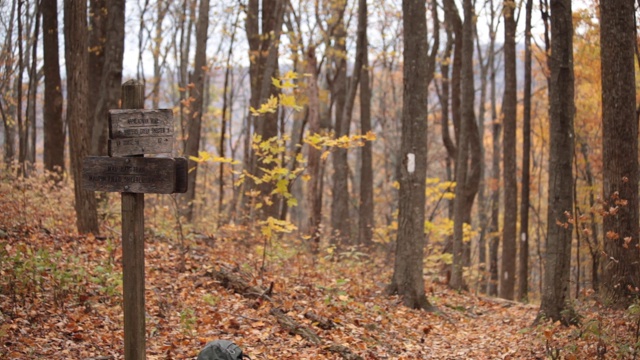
xmin=82 ymin=156 xmax=176 ymax=194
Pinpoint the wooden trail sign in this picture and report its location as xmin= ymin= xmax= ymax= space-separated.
xmin=81 ymin=79 xmax=188 ymax=360
xmin=82 ymin=156 xmax=180 ymax=194
xmin=108 ymin=109 xmax=174 ymax=156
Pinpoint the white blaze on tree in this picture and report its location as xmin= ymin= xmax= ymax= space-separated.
xmin=407 ymin=153 xmax=415 ymax=174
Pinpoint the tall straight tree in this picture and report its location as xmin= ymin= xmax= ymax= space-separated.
xmin=487 ymin=0 xmax=500 ymax=297
xmin=64 ymin=0 xmax=99 ymax=234
xmin=518 ymin=0 xmax=533 ymax=302
xmin=500 ymin=0 xmax=517 ymax=300
xmin=180 ymin=0 xmax=210 ymax=220
xmin=451 ymin=0 xmax=475 ymax=290
xmin=357 ymin=0 xmax=373 ymax=246
xmin=305 ymin=48 xmax=323 ymax=251
xmin=42 ymin=0 xmax=65 ymax=176
xmin=243 ymin=0 xmax=286 ymax=220
xmin=25 ymin=0 xmax=41 ymax=168
xmin=538 ymin=0 xmax=574 ymax=323
xmin=388 ymin=0 xmax=433 ymax=310
xmin=90 ymin=0 xmax=125 ymax=156
xmin=330 ymin=0 xmax=351 ymax=245
xmin=600 ymin=0 xmax=639 ymax=308
xmin=0 ymin=1 xmax=17 ymax=165
xmin=335 ymin=0 xmax=370 ymax=246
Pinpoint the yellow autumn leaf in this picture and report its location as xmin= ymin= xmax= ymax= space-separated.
xmin=279 ymin=93 xmax=302 ymax=111
xmin=250 ymin=95 xmax=278 ymax=116
xmin=363 ymin=131 xmax=377 ymax=141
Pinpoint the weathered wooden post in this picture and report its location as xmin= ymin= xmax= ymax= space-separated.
xmin=120 ymin=80 xmax=146 ymax=360
xmin=82 ymin=80 xmax=187 ymax=359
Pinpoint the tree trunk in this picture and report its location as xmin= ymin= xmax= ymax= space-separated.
xmin=218 ymin=9 xmax=240 ymax=225
xmin=451 ymin=0 xmax=475 ymax=290
xmin=16 ymin=0 xmax=25 ymax=169
xmin=357 ymin=0 xmax=373 ymax=247
xmin=578 ymin=142 xmax=600 ymax=291
xmin=306 ymin=49 xmax=323 ymax=252
xmin=538 ymin=0 xmax=574 ymax=323
xmin=487 ymin=0 xmax=500 ymax=296
xmin=0 ymin=0 xmax=17 ymax=165
xmin=330 ymin=1 xmax=351 ymax=245
xmin=26 ymin=0 xmax=41 ymax=169
xmin=500 ymin=0 xmax=517 ymax=300
xmin=243 ymin=0 xmax=286 ymax=221
xmin=180 ymin=0 xmax=210 ymax=220
xmin=90 ymin=0 xmax=125 ymax=156
xmin=42 ymin=0 xmax=65 ymax=176
xmin=88 ymin=0 xmax=106 ymax=143
xmin=64 ymin=0 xmax=99 ymax=234
xmin=599 ymin=0 xmax=639 ymax=309
xmin=518 ymin=0 xmax=533 ymax=303
xmin=387 ymin=0 xmax=433 ymax=311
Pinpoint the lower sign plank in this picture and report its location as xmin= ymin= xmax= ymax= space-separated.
xmin=108 ymin=135 xmax=173 ymax=156
xmin=82 ymin=156 xmax=176 ymax=194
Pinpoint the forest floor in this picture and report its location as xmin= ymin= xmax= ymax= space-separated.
xmin=0 ymin=178 xmax=638 ymax=359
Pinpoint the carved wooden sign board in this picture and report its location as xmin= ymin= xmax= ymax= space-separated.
xmin=82 ymin=108 xmax=187 ymax=194
xmin=108 ymin=109 xmax=174 ymax=157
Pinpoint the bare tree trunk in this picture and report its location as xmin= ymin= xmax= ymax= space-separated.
xmin=26 ymin=0 xmax=41 ymax=169
xmin=578 ymin=142 xmax=599 ymax=291
xmin=0 ymin=0 xmax=17 ymax=165
xmin=305 ymin=49 xmax=323 ymax=252
xmin=42 ymin=0 xmax=65 ymax=177
xmin=16 ymin=0 xmax=25 ymax=169
xmin=451 ymin=0 xmax=475 ymax=290
xmin=88 ymin=0 xmax=106 ymax=141
xmin=388 ymin=0 xmax=434 ymax=311
xmin=179 ymin=0 xmax=210 ymax=220
xmin=599 ymin=0 xmax=639 ymax=309
xmin=329 ymin=1 xmax=350 ymax=245
xmin=64 ymin=0 xmax=99 ymax=234
xmin=538 ymin=0 xmax=574 ymax=324
xmin=487 ymin=0 xmax=500 ymax=297
xmin=218 ymin=9 xmax=240 ymax=226
xmin=518 ymin=0 xmax=533 ymax=303
xmin=90 ymin=0 xmax=125 ymax=156
xmin=243 ymin=0 xmax=286 ymax=221
xmin=500 ymin=0 xmax=518 ymax=300
xmin=474 ymin=18 xmax=490 ymax=293
xmin=178 ymin=0 xmax=196 ymax=152
xmin=357 ymin=0 xmax=373 ymax=247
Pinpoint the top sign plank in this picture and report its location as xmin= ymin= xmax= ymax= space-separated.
xmin=109 ymin=109 xmax=174 ymax=139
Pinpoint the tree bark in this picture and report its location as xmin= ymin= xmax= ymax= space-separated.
xmin=500 ymin=0 xmax=517 ymax=300
xmin=243 ymin=0 xmax=286 ymax=221
xmin=88 ymin=0 xmax=107 ymax=142
xmin=42 ymin=0 xmax=65 ymax=176
xmin=450 ymin=0 xmax=475 ymax=290
xmin=305 ymin=49 xmax=323 ymax=252
xmin=330 ymin=1 xmax=351 ymax=245
xmin=64 ymin=0 xmax=99 ymax=234
xmin=518 ymin=0 xmax=533 ymax=303
xmin=0 ymin=1 xmax=17 ymax=166
xmin=387 ymin=0 xmax=433 ymax=311
xmin=357 ymin=0 xmax=373 ymax=247
xmin=599 ymin=0 xmax=639 ymax=309
xmin=538 ymin=0 xmax=574 ymax=323
xmin=487 ymin=0 xmax=500 ymax=297
xmin=180 ymin=0 xmax=211 ymax=220
xmin=25 ymin=0 xmax=41 ymax=169
xmin=90 ymin=0 xmax=125 ymax=156
xmin=218 ymin=9 xmax=240 ymax=225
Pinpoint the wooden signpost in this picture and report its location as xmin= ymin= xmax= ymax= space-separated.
xmin=82 ymin=80 xmax=187 ymax=360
